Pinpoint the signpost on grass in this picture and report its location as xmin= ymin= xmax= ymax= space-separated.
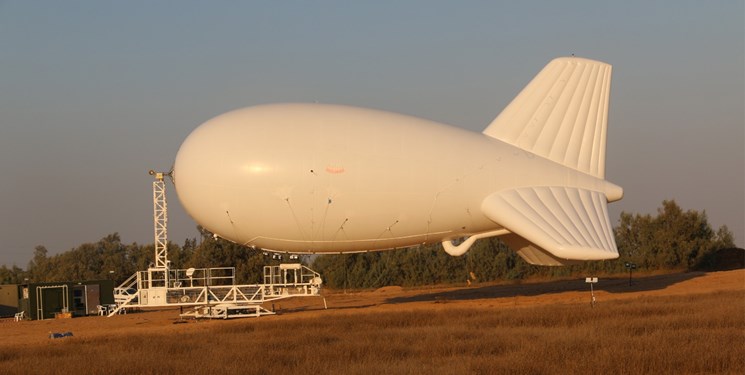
xmin=585 ymin=277 xmax=598 ymax=307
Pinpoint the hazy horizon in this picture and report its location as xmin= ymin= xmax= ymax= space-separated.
xmin=1 ymin=1 xmax=743 ymax=267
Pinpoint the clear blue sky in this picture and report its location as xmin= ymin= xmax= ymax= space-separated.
xmin=1 ymin=1 xmax=743 ymax=266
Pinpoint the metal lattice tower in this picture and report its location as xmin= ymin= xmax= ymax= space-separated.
xmin=150 ymin=170 xmax=170 ymax=269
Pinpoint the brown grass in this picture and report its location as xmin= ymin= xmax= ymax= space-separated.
xmin=1 ymin=270 xmax=743 ymax=374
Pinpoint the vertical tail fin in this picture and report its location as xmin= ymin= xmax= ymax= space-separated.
xmin=483 ymin=57 xmax=612 ymax=178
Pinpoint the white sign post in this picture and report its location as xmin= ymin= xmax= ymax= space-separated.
xmin=585 ymin=277 xmax=598 ymax=307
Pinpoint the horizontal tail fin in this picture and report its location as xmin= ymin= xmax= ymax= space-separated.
xmin=482 ymin=186 xmax=619 ymax=266
xmin=483 ymin=57 xmax=612 ymax=178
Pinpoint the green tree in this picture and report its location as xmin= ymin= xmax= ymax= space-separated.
xmin=0 ymin=264 xmax=27 ymax=284
xmin=615 ymin=200 xmax=735 ymax=271
xmin=26 ymin=245 xmax=50 ymax=281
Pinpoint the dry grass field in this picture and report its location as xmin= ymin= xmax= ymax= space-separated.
xmin=1 ymin=269 xmax=743 ymax=374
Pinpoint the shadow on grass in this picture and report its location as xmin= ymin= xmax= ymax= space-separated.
xmin=385 ymin=271 xmax=706 ymax=304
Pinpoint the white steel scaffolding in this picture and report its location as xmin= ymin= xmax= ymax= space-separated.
xmin=151 ymin=171 xmax=169 ymax=269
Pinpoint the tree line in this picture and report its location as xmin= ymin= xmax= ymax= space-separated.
xmin=0 ymin=227 xmax=276 ymax=285
xmin=0 ymin=200 xmax=736 ymax=288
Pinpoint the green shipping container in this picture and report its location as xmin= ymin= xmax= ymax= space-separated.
xmin=17 ymin=280 xmax=114 ymax=320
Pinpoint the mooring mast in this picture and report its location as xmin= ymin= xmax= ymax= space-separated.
xmin=149 ymin=170 xmax=170 ymax=270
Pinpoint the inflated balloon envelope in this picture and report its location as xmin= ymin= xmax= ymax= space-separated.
xmin=174 ymin=57 xmax=623 ymax=266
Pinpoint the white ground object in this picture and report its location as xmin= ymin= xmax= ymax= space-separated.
xmin=173 ymin=57 xmax=623 ymax=266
